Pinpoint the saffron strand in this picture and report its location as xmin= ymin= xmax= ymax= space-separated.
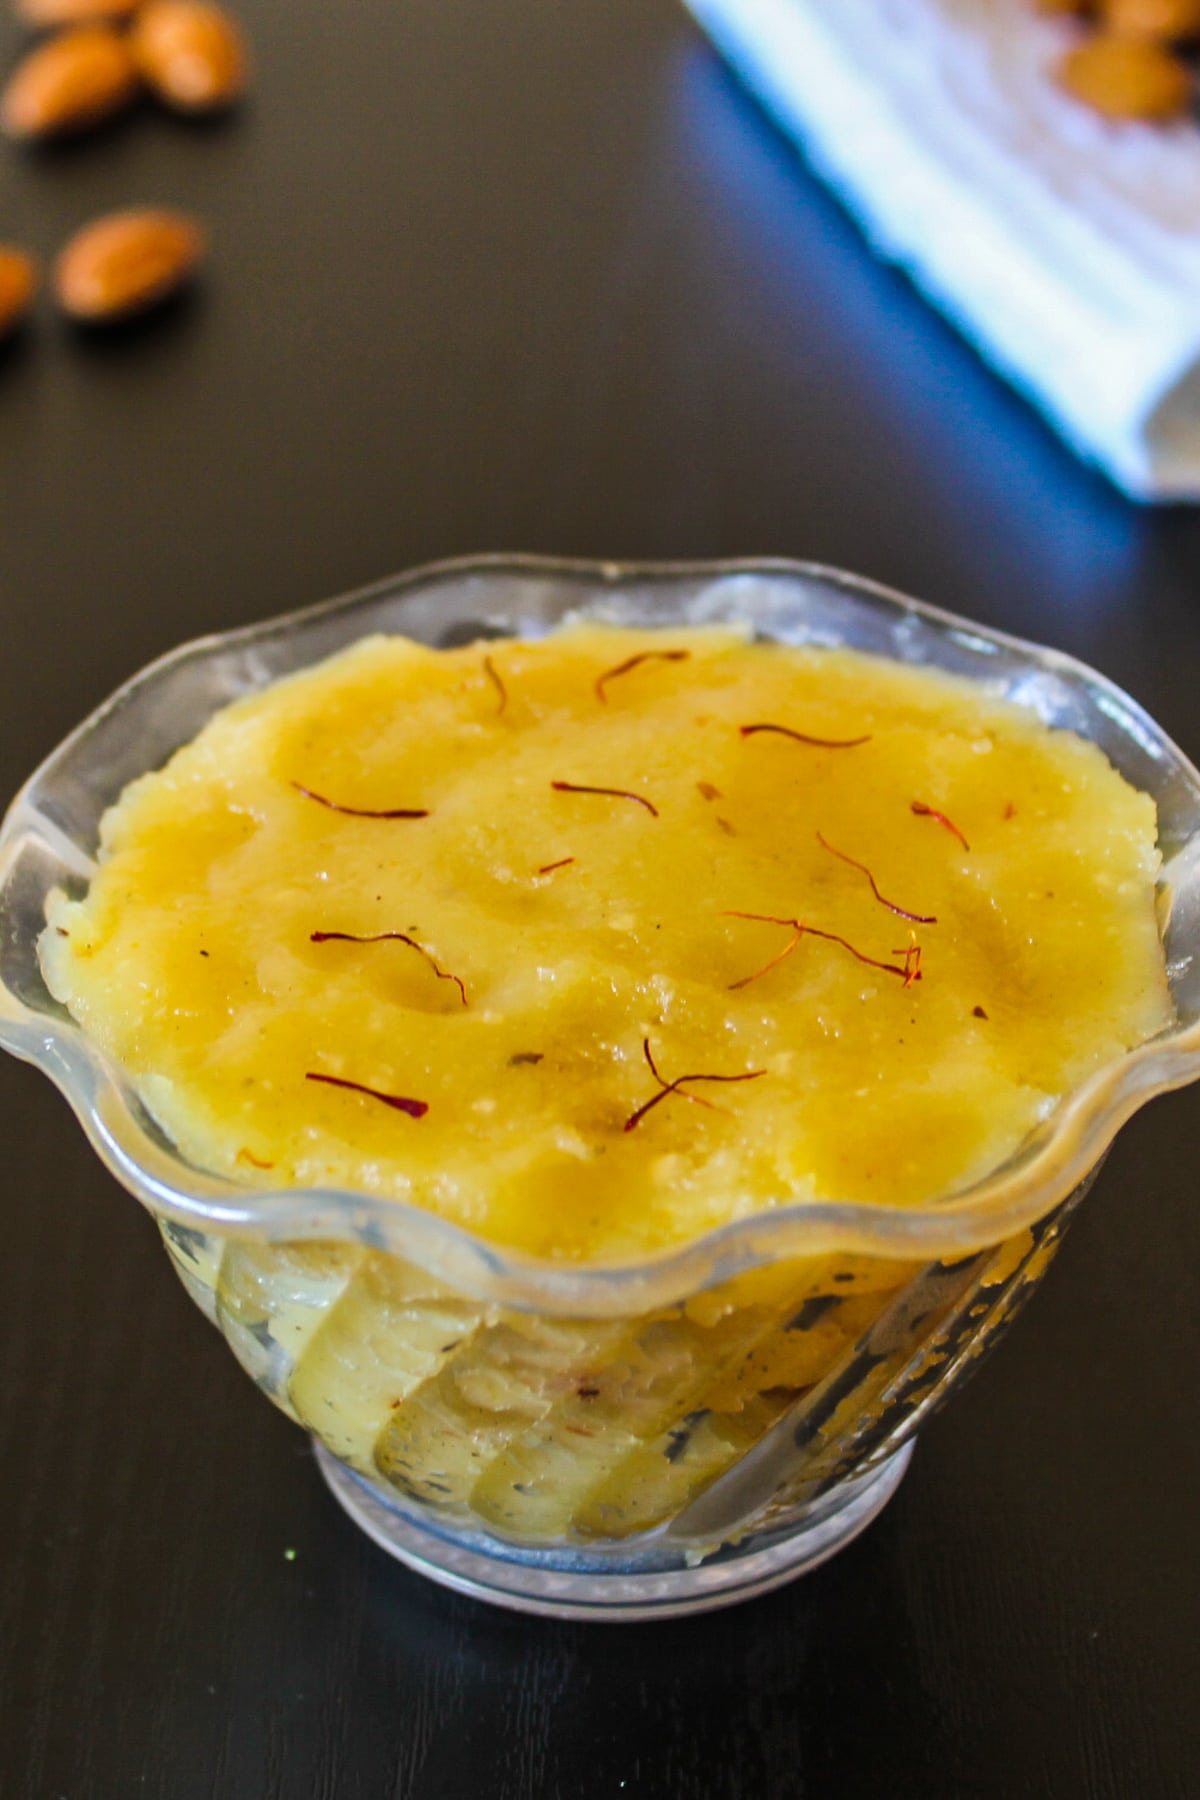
xmin=310 ymin=930 xmax=468 ymax=1007
xmin=624 ymin=1037 xmax=766 ymax=1133
xmin=727 ymin=928 xmax=805 ymax=992
xmin=551 ymin=780 xmax=659 ymax=818
xmin=305 ymin=1072 xmax=428 ymax=1119
xmin=482 ymin=655 xmax=508 ymax=715
xmin=724 ymin=911 xmax=918 ymax=988
xmin=893 ymin=933 xmax=924 ymax=989
xmin=291 ymin=783 xmax=428 ymax=820
xmin=595 ymin=649 xmax=690 ymax=704
xmin=739 ymin=723 xmax=872 ymax=749
xmin=911 ymin=801 xmax=970 ymax=851
xmin=816 ymin=831 xmax=937 ymax=924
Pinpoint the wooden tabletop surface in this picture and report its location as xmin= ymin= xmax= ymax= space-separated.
xmin=1 ymin=3 xmax=1198 ymax=1795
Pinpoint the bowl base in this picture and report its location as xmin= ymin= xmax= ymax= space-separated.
xmin=314 ymin=1439 xmax=914 ymax=1620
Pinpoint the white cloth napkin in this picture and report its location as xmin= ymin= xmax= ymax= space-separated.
xmin=684 ymin=0 xmax=1200 ymax=501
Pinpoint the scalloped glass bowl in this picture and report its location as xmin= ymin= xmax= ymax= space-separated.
xmin=4 ymin=557 xmax=1200 ymax=1621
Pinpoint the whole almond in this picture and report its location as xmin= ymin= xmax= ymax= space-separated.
xmin=131 ymin=1 xmax=248 ymax=113
xmin=54 ymin=208 xmax=205 ymax=321
xmin=1 ymin=25 xmax=140 ymax=140
xmin=1056 ymin=32 xmax=1194 ymax=119
xmin=1102 ymin=0 xmax=1200 ymax=37
xmin=15 ymin=0 xmax=143 ymax=25
xmin=0 ymin=244 xmax=39 ymax=338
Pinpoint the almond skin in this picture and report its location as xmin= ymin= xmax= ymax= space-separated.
xmin=1056 ymin=32 xmax=1194 ymax=119
xmin=14 ymin=0 xmax=143 ymax=25
xmin=131 ymin=1 xmax=248 ymax=113
xmin=54 ymin=208 xmax=205 ymax=321
xmin=1 ymin=25 xmax=140 ymax=140
xmin=0 ymin=244 xmax=39 ymax=338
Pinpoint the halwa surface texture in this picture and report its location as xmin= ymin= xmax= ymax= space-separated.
xmin=41 ymin=625 xmax=1172 ymax=1261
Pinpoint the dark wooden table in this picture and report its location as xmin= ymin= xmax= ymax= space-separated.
xmin=2 ymin=3 xmax=1198 ymax=1795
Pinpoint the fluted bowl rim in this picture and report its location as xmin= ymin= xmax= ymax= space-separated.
xmin=2 ymin=553 xmax=1198 ymax=1316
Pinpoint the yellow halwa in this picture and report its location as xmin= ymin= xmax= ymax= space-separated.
xmin=41 ymin=625 xmax=1172 ymax=1261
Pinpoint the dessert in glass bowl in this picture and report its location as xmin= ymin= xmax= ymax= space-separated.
xmin=4 ymin=557 xmax=1199 ymax=1619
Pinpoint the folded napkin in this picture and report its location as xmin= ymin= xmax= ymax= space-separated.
xmin=684 ymin=0 xmax=1200 ymax=501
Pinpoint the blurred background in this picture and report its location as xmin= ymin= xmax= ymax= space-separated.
xmin=3 ymin=0 xmax=1199 ymax=796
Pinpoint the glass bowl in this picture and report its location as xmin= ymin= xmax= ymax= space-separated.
xmin=4 ymin=555 xmax=1200 ymax=1622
